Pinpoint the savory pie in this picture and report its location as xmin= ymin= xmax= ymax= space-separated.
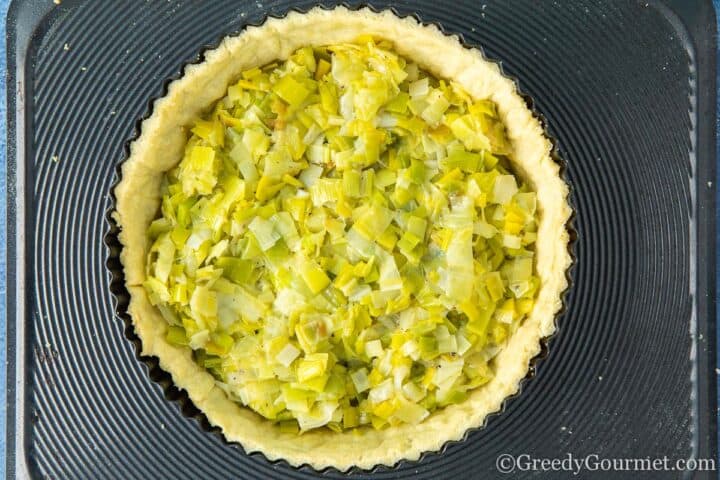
xmin=113 ymin=6 xmax=571 ymax=470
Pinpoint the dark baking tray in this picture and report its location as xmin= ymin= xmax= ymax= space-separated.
xmin=6 ymin=0 xmax=717 ymax=478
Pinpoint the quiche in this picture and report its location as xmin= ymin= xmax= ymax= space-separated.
xmin=113 ymin=6 xmax=572 ymax=471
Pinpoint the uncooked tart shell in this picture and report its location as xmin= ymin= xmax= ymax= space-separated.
xmin=113 ymin=6 xmax=572 ymax=471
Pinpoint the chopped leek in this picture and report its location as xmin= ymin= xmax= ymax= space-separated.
xmin=144 ymin=37 xmax=539 ymax=434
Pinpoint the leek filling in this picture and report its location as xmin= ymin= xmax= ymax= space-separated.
xmin=143 ymin=37 xmax=540 ymax=432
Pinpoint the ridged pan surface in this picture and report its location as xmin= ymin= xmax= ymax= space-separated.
xmin=11 ymin=0 xmax=715 ymax=479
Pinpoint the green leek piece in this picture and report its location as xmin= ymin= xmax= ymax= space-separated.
xmin=299 ymin=257 xmax=331 ymax=294
xmin=248 ymin=216 xmax=281 ymax=251
xmin=297 ymin=353 xmax=329 ymax=382
xmin=272 ymin=75 xmax=311 ymax=107
xmin=180 ymin=146 xmax=218 ymax=196
xmin=276 ymin=342 xmax=301 ymax=367
xmin=166 ymin=325 xmax=188 ymax=346
xmin=215 ymin=257 xmax=254 ymax=284
xmin=492 ymin=175 xmax=519 ymax=205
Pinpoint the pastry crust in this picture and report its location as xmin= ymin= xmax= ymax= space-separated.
xmin=113 ymin=6 xmax=572 ymax=470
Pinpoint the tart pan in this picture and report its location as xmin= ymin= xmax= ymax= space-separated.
xmin=6 ymin=0 xmax=716 ymax=478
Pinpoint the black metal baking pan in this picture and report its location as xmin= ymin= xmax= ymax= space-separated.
xmin=6 ymin=0 xmax=717 ymax=478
